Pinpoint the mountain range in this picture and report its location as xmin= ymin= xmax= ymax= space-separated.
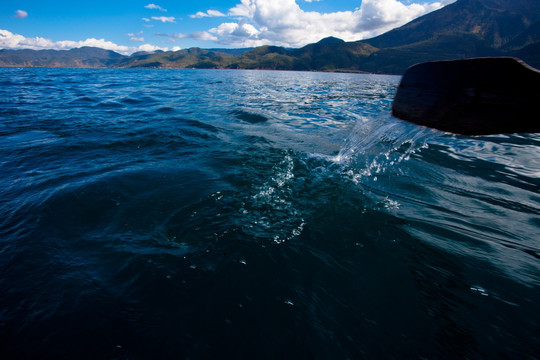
xmin=1 ymin=0 xmax=539 ymax=74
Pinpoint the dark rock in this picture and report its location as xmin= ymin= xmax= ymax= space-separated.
xmin=391 ymin=57 xmax=540 ymax=135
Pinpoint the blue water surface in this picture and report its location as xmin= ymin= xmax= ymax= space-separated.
xmin=0 ymin=68 xmax=539 ymax=359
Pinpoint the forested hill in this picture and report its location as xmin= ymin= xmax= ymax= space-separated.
xmin=1 ymin=0 xmax=539 ymax=74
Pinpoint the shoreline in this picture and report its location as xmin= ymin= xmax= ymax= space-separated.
xmin=0 ymin=65 xmax=399 ymax=76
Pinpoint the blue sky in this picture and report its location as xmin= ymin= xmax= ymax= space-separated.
xmin=1 ymin=0 xmax=455 ymax=54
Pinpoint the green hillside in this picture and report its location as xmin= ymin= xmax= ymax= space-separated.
xmin=0 ymin=47 xmax=125 ymax=68
xmin=1 ymin=0 xmax=539 ymax=73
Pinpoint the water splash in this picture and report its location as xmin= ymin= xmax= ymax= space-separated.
xmin=239 ymin=153 xmax=306 ymax=244
xmin=329 ymin=115 xmax=436 ymax=190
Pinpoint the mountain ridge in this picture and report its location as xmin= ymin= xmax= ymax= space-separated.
xmin=1 ymin=0 xmax=539 ymax=73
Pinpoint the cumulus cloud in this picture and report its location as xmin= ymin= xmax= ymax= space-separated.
xmin=209 ymin=0 xmax=455 ymax=47
xmin=14 ymin=10 xmax=28 ymax=19
xmin=0 ymin=29 xmax=166 ymax=55
xmin=145 ymin=4 xmax=167 ymax=11
xmin=355 ymin=0 xmax=450 ymax=32
xmin=137 ymin=43 xmax=166 ymax=52
xmin=190 ymin=10 xmax=227 ymax=19
xmin=151 ymin=16 xmax=176 ymax=23
xmin=210 ymin=20 xmax=260 ymax=45
xmin=1 ymin=1 xmax=456 ymax=56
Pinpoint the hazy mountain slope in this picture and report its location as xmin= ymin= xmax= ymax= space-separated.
xmin=365 ymin=0 xmax=540 ymax=49
xmin=289 ymin=38 xmax=378 ymax=71
xmin=116 ymin=48 xmax=234 ymax=68
xmin=512 ymin=41 xmax=540 ymax=67
xmin=358 ymin=34 xmax=504 ymax=73
xmin=503 ymin=20 xmax=540 ymax=50
xmin=0 ymin=47 xmax=125 ymax=67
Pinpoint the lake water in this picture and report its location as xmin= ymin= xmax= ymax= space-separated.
xmin=0 ymin=68 xmax=539 ymax=359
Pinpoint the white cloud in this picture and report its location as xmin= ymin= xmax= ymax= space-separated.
xmin=0 ymin=1 xmax=457 ymax=57
xmin=156 ymin=32 xmax=219 ymax=42
xmin=145 ymin=4 xmax=167 ymax=12
xmin=136 ymin=43 xmax=165 ymax=52
xmin=156 ymin=32 xmax=187 ymax=40
xmin=14 ymin=10 xmax=28 ymax=19
xmin=210 ymin=20 xmax=260 ymax=45
xmin=0 ymin=29 xmax=167 ymax=55
xmin=127 ymin=31 xmax=144 ymax=42
xmin=56 ymin=38 xmax=132 ymax=53
xmin=355 ymin=0 xmax=447 ymax=33
xmin=212 ymin=0 xmax=455 ymax=47
xmin=190 ymin=10 xmax=227 ymax=19
xmin=151 ymin=16 xmax=176 ymax=23
xmin=191 ymin=32 xmax=220 ymax=41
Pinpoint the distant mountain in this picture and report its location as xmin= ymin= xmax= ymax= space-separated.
xmin=513 ymin=41 xmax=540 ymax=68
xmin=504 ymin=20 xmax=540 ymax=50
xmin=1 ymin=0 xmax=539 ymax=73
xmin=206 ymin=48 xmax=255 ymax=56
xmin=113 ymin=48 xmax=237 ymax=69
xmin=289 ymin=38 xmax=377 ymax=71
xmin=354 ymin=0 xmax=540 ymax=72
xmin=365 ymin=0 xmax=540 ymax=49
xmin=0 ymin=47 xmax=125 ymax=68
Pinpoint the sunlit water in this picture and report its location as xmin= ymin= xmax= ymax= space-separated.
xmin=0 ymin=68 xmax=538 ymax=359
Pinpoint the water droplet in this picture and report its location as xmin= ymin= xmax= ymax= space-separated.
xmin=470 ymin=286 xmax=489 ymax=296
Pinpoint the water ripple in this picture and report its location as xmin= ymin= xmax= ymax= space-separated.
xmin=0 ymin=68 xmax=538 ymax=359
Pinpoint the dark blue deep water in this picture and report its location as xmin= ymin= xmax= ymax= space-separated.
xmin=0 ymin=68 xmax=539 ymax=359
